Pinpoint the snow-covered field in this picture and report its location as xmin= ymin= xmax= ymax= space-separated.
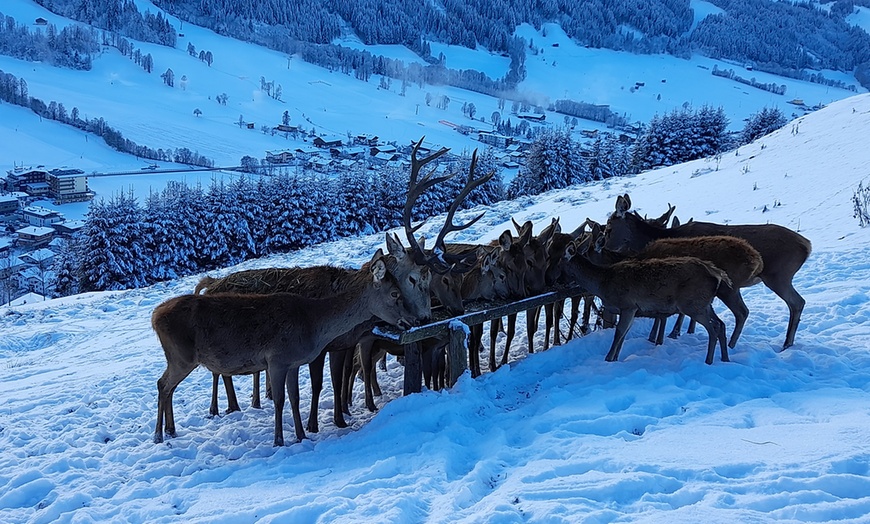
xmin=1 ymin=88 xmax=869 ymax=522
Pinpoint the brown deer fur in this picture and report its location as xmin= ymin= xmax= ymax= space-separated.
xmin=152 ymin=252 xmax=421 ymax=446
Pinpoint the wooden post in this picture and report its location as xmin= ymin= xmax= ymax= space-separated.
xmin=403 ymin=342 xmax=422 ymax=395
xmin=447 ymin=322 xmax=468 ymax=387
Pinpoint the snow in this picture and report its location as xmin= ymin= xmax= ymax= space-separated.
xmin=2 ymin=76 xmax=870 ymax=522
xmin=2 ymin=0 xmax=866 ymax=224
xmin=848 ymin=6 xmax=870 ymax=34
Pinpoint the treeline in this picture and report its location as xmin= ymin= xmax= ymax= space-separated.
xmin=0 ymin=69 xmax=213 ymax=167
xmin=34 ymin=0 xmax=177 ymax=47
xmin=0 ymin=13 xmax=99 ymax=69
xmin=509 ymin=104 xmax=786 ymax=198
xmin=711 ymin=66 xmax=788 ymax=96
xmin=54 ymin=153 xmax=505 ymax=294
xmin=692 ymin=0 xmax=870 ymax=83
xmin=552 ymin=99 xmax=628 ymax=128
xmin=154 ymin=0 xmax=870 ymax=88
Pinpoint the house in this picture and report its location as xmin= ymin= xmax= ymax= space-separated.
xmin=274 ymin=124 xmax=299 ymax=133
xmin=5 ymin=166 xmax=49 ymax=192
xmin=372 ymin=151 xmax=399 ymax=164
xmin=478 ymin=132 xmax=512 ymax=148
xmin=51 ymin=219 xmax=85 ymax=238
xmin=34 ymin=17 xmax=48 ymax=25
xmin=517 ymin=112 xmax=546 ymax=122
xmin=0 ymin=255 xmax=25 ymax=279
xmin=265 ymin=149 xmax=294 ymax=164
xmin=22 ymin=206 xmax=64 ymax=227
xmin=354 ymin=134 xmax=379 ymax=146
xmin=293 ymin=146 xmax=320 ymax=160
xmin=371 ymin=144 xmax=397 ymax=156
xmin=246 ymin=122 xmax=255 ymax=129
xmin=20 ymin=248 xmax=56 ymax=267
xmin=0 ymin=194 xmax=19 ymax=215
xmin=47 ymin=168 xmax=93 ymax=204
xmin=16 ymin=226 xmax=55 ymax=248
xmin=309 ymin=156 xmax=332 ymax=171
xmin=17 ymin=267 xmax=55 ymax=294
xmin=313 ymin=136 xmax=343 ymax=149
xmin=581 ymin=129 xmax=599 ymax=139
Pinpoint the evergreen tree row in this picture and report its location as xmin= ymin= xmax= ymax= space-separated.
xmin=55 ymin=152 xmax=505 ymax=295
xmin=154 ymin=0 xmax=870 ymax=88
xmin=34 ymin=0 xmax=177 ymax=47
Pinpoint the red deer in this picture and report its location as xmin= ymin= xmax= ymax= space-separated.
xmin=152 ymin=251 xmax=422 ymax=446
xmin=561 ymin=235 xmax=730 ymax=364
xmin=604 ymin=194 xmax=812 ymax=348
xmin=192 ymin=260 xmax=407 ymax=433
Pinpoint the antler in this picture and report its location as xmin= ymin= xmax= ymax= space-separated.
xmin=430 ymin=149 xmax=494 ymax=269
xmin=402 ymin=138 xmax=493 ymax=273
xmin=403 ymin=137 xmax=454 ymax=270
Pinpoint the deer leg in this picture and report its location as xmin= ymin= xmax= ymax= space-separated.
xmin=223 ymin=375 xmax=241 ymax=414
xmin=269 ymin=365 xmax=289 ymax=446
xmin=526 ymin=307 xmax=541 ymax=354
xmin=342 ymin=346 xmax=355 ymax=414
xmin=488 ymin=317 xmax=501 ymax=372
xmin=265 ymin=368 xmax=272 ymax=400
xmin=371 ymin=362 xmax=383 ymax=397
xmin=359 ymin=338 xmax=379 ymax=412
xmin=209 ymin=373 xmax=220 ymax=416
xmin=721 ymin=289 xmax=750 ymax=349
xmin=306 ymin=351 xmax=326 ymax=433
xmin=578 ymin=295 xmax=592 ymax=335
xmin=648 ymin=318 xmax=661 ymax=344
xmin=251 ymin=372 xmax=262 ymax=409
xmin=155 ymin=362 xmax=196 ymax=443
xmin=605 ymin=308 xmax=636 ymax=362
xmin=553 ymin=299 xmax=564 ymax=347
xmin=378 ymin=353 xmax=387 ymax=372
xmin=668 ymin=314 xmax=686 ymax=339
xmin=468 ymin=323 xmax=483 ymax=378
xmin=500 ymin=313 xmax=518 ymax=368
xmin=655 ymin=316 xmax=666 ymax=345
xmin=544 ymin=303 xmax=554 ymax=351
xmin=286 ymin=366 xmax=306 ymax=443
xmin=328 ymin=348 xmax=349 ymax=429
xmin=694 ymin=306 xmax=729 ymax=365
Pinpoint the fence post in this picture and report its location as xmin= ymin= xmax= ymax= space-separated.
xmin=447 ymin=321 xmax=468 ymax=387
xmin=403 ymin=341 xmax=422 ymax=395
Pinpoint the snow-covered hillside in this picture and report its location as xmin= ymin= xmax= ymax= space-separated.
xmin=1 ymin=0 xmax=864 ymax=180
xmin=1 ymin=89 xmax=869 ymax=522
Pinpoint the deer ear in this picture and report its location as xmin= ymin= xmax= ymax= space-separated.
xmin=371 ymin=257 xmax=387 ymax=283
xmin=671 ymin=215 xmax=681 ymax=228
xmin=499 ymin=230 xmax=513 ymax=250
xmin=385 ymin=232 xmax=406 ymax=260
xmin=615 ymin=194 xmax=631 ymax=217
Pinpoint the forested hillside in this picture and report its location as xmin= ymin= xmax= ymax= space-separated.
xmin=137 ymin=0 xmax=870 ymax=89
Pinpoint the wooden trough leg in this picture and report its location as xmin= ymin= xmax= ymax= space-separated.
xmin=403 ymin=341 xmax=423 ymax=395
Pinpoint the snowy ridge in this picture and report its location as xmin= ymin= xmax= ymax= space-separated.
xmin=1 ymin=94 xmax=870 ymax=522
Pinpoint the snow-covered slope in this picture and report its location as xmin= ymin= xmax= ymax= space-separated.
xmin=1 ymin=90 xmax=869 ymax=523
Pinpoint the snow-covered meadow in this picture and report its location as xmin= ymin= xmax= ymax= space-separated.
xmin=1 ymin=86 xmax=870 ymax=523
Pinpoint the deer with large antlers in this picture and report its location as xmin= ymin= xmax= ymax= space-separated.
xmin=152 ymin=251 xmax=422 ymax=446
xmin=603 ymin=194 xmax=812 ymax=349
